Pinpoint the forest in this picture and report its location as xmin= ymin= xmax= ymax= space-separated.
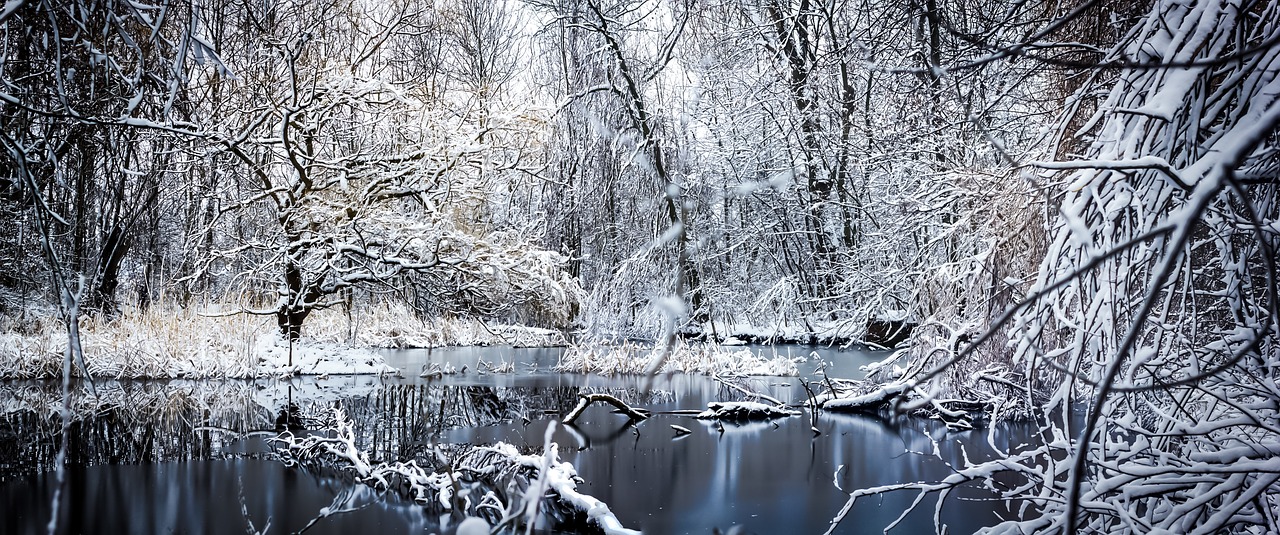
xmin=1 ymin=0 xmax=1278 ymax=533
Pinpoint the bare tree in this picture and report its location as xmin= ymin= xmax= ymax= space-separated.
xmin=532 ymin=0 xmax=708 ymax=340
xmin=824 ymin=1 xmax=1280 ymax=533
xmin=188 ymin=0 xmax=576 ymax=338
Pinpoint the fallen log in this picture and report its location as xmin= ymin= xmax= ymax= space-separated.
xmin=819 ymin=382 xmax=909 ymax=412
xmin=695 ymin=401 xmax=798 ymax=421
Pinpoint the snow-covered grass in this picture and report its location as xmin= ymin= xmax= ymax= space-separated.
xmin=0 ymin=376 xmax=381 ymax=429
xmin=0 ymin=301 xmax=566 ymax=380
xmin=301 ymin=302 xmax=568 ymax=348
xmin=553 ymin=341 xmax=799 ymax=377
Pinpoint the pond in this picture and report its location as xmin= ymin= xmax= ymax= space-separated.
xmin=1 ymin=345 xmax=1032 ymax=534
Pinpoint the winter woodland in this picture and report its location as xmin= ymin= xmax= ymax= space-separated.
xmin=1 ymin=0 xmax=1278 ymax=533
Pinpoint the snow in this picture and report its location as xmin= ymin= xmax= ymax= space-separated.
xmin=277 ymin=408 xmax=638 ymax=534
xmin=733 ymin=169 xmax=795 ymax=195
xmin=253 ymin=336 xmax=396 ymax=377
xmin=0 ymin=303 xmax=571 ymax=380
xmin=0 ymin=327 xmax=396 ymax=379
xmin=651 ymin=221 xmax=685 ymax=249
xmin=510 ymin=440 xmax=639 ymax=535
xmin=819 ymin=382 xmax=908 ymax=412
xmin=554 ymin=343 xmax=799 ymax=377
xmin=455 ymin=517 xmax=490 ymax=535
xmin=695 ymin=401 xmax=798 ymax=420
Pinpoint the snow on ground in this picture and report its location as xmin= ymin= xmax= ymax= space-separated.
xmin=554 ymin=342 xmax=799 ymax=377
xmin=302 ymin=305 xmax=569 ymax=348
xmin=0 ymin=326 xmax=396 ymax=379
xmin=254 ymin=337 xmax=395 ymax=377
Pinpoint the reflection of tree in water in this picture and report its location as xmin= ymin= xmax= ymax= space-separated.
xmin=346 ymin=385 xmax=577 ymax=461
xmin=0 ymin=381 xmax=272 ymax=481
xmin=340 ymin=385 xmax=668 ymax=462
xmin=0 ymin=379 xmax=669 ymax=483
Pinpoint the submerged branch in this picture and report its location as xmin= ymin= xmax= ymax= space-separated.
xmin=277 ymin=406 xmax=640 ymax=534
xmin=562 ymin=393 xmax=650 ymax=424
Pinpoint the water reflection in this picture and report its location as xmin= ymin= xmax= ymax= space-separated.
xmin=1 ymin=344 xmax=1030 ymax=534
xmin=443 ymin=390 xmax=1023 ymax=534
xmin=3 ymin=459 xmax=432 ymax=535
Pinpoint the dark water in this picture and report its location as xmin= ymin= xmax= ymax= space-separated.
xmin=3 ymin=459 xmax=433 ymax=534
xmin=0 ymin=345 xmax=1030 ymax=534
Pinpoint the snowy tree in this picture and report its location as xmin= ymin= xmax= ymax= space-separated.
xmin=0 ymin=0 xmax=200 ymax=315
xmin=189 ymin=0 xmax=577 ymax=338
xmin=827 ymin=1 xmax=1280 ymax=532
xmin=1011 ymin=0 xmax=1280 ymax=530
xmin=530 ymin=0 xmax=708 ymax=338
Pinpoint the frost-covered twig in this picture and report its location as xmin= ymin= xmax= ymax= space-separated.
xmin=840 ymin=1 xmax=1280 ymax=532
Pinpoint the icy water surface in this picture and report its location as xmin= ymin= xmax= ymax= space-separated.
xmin=1 ymin=345 xmax=1028 ymax=534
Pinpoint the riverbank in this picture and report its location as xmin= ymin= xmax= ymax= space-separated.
xmin=0 ymin=302 xmax=569 ymax=380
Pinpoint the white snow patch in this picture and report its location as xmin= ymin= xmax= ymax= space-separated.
xmin=554 ymin=343 xmax=798 ymax=377
xmin=253 ymin=336 xmax=395 ymax=377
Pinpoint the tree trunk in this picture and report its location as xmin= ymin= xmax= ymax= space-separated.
xmin=277 ymin=261 xmax=320 ymax=340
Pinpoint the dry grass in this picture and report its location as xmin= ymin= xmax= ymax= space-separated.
xmin=0 ymin=301 xmax=567 ymax=380
xmin=0 ymin=304 xmax=267 ymax=380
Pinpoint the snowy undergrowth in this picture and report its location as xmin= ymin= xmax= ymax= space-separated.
xmin=553 ymin=341 xmax=799 ymax=377
xmin=276 ymin=406 xmax=636 ymax=534
xmin=0 ymin=301 xmax=566 ymax=380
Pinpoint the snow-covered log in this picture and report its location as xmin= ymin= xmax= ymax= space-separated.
xmin=509 ymin=441 xmax=640 ymax=535
xmin=818 ymin=382 xmax=909 ymax=413
xmin=695 ymin=401 xmax=798 ymax=421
